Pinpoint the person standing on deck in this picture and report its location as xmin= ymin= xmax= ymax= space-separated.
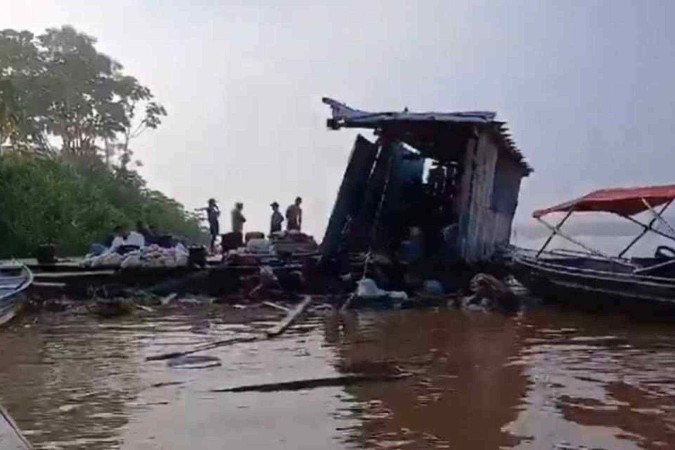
xmin=197 ymin=198 xmax=220 ymax=253
xmin=231 ymin=202 xmax=246 ymax=234
xmin=286 ymin=197 xmax=303 ymax=231
xmin=270 ymin=202 xmax=284 ymax=235
xmin=108 ymin=224 xmax=145 ymax=254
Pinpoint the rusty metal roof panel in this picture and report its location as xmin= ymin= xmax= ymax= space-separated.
xmin=323 ymin=97 xmax=496 ymax=127
xmin=323 ymin=97 xmax=532 ymax=175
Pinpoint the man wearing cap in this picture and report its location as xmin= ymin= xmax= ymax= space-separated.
xmin=286 ymin=197 xmax=303 ymax=231
xmin=270 ymin=202 xmax=284 ymax=235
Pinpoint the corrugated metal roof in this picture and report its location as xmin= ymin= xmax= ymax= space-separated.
xmin=323 ymin=97 xmax=532 ymax=174
xmin=323 ymin=97 xmax=496 ymax=125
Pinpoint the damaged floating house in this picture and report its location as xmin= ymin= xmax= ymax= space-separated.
xmin=321 ymin=98 xmax=532 ymax=265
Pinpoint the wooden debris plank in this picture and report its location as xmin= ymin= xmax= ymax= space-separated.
xmin=34 ymin=270 xmax=116 ymax=279
xmin=31 ymin=281 xmax=67 ymax=288
xmin=160 ymin=293 xmax=178 ymax=305
xmin=261 ymin=301 xmax=290 ymax=312
xmin=211 ymin=373 xmax=406 ymax=393
xmin=134 ymin=304 xmax=155 ymax=313
xmin=146 ymin=335 xmax=259 ymax=361
xmin=340 ymin=293 xmax=355 ymax=311
xmin=265 ymin=295 xmax=313 ymax=338
xmin=147 ymin=296 xmax=317 ymax=362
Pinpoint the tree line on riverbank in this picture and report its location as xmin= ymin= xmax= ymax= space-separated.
xmin=0 ymin=25 xmax=206 ymax=258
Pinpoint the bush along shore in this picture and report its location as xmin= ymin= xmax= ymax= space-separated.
xmin=0 ymin=153 xmax=206 ymax=259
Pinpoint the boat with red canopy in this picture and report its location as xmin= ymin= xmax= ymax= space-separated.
xmin=511 ymin=184 xmax=675 ymax=308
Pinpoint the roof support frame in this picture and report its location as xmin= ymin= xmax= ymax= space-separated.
xmin=535 ymin=196 xmax=675 ymax=272
xmin=535 ymin=213 xmax=637 ymax=268
xmin=536 ymin=209 xmax=573 ymax=257
xmin=618 ymin=200 xmax=674 ymax=257
xmin=642 ymin=198 xmax=675 ymax=238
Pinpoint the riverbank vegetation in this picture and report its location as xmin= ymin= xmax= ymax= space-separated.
xmin=0 ymin=26 xmax=205 ymax=258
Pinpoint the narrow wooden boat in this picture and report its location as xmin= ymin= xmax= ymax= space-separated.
xmin=0 ymin=404 xmax=32 ymax=449
xmin=0 ymin=265 xmax=34 ymax=326
xmin=511 ymin=184 xmax=675 ymax=309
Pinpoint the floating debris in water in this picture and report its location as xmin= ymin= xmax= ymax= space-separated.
xmin=211 ymin=373 xmax=409 ymax=393
xmin=167 ymin=355 xmax=222 ymax=369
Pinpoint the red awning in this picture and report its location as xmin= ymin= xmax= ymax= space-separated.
xmin=533 ymin=184 xmax=675 ymax=218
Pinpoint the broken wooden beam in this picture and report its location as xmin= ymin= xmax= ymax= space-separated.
xmin=147 ymin=295 xmax=317 ymax=362
xmin=340 ymin=293 xmax=355 ymax=312
xmin=31 ymin=281 xmax=67 ymax=288
xmin=34 ymin=270 xmax=115 ymax=279
xmin=134 ymin=304 xmax=155 ymax=313
xmin=265 ymin=295 xmax=313 ymax=338
xmin=160 ymin=293 xmax=177 ymax=305
xmin=145 ymin=335 xmax=259 ymax=361
xmin=211 ymin=373 xmax=407 ymax=393
xmin=261 ymin=301 xmax=290 ymax=312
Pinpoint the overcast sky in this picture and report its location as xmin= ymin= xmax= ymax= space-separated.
xmin=3 ymin=0 xmax=675 ymax=237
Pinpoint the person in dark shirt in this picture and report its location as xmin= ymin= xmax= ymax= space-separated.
xmin=270 ymin=202 xmax=284 ymax=235
xmin=103 ymin=228 xmax=117 ymax=248
xmin=136 ymin=220 xmax=155 ymax=244
xmin=198 ymin=198 xmax=220 ymax=253
xmin=91 ymin=226 xmax=119 ymax=256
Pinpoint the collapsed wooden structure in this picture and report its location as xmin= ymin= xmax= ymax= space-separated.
xmin=2 ymin=99 xmax=534 ymax=301
xmin=321 ymin=98 xmax=532 ymax=264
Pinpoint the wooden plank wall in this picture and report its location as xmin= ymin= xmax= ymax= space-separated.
xmin=456 ymin=131 xmax=522 ymax=262
xmin=321 ymin=135 xmax=379 ymax=257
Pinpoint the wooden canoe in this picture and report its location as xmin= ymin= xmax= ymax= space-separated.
xmin=0 ymin=265 xmax=34 ymax=327
xmin=0 ymin=405 xmax=31 ymax=449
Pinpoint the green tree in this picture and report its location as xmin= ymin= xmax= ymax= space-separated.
xmin=0 ymin=25 xmax=166 ymax=162
xmin=0 ymin=30 xmax=52 ymax=151
xmin=112 ymin=75 xmax=167 ymax=169
xmin=0 ymin=26 xmax=206 ymax=257
xmin=0 ymin=78 xmax=19 ymax=143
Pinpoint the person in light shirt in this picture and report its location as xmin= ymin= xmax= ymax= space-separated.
xmin=231 ymin=202 xmax=246 ymax=233
xmin=286 ymin=197 xmax=303 ymax=231
xmin=108 ymin=224 xmax=145 ymax=254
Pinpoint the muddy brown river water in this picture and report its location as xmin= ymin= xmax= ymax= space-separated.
xmin=0 ymin=303 xmax=674 ymax=449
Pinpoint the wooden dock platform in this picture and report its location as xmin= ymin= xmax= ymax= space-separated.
xmin=1 ymin=255 xmax=316 ymax=298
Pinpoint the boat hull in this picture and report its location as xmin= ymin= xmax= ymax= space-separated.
xmin=511 ymin=254 xmax=675 ymax=312
xmin=0 ymin=266 xmax=34 ymax=326
xmin=0 ymin=405 xmax=31 ymax=449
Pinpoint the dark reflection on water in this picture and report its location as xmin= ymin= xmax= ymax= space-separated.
xmin=506 ymin=311 xmax=675 ymax=450
xmin=325 ymin=311 xmax=527 ymax=449
xmin=0 ymin=316 xmax=140 ymax=448
xmin=0 ymin=305 xmax=673 ymax=449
